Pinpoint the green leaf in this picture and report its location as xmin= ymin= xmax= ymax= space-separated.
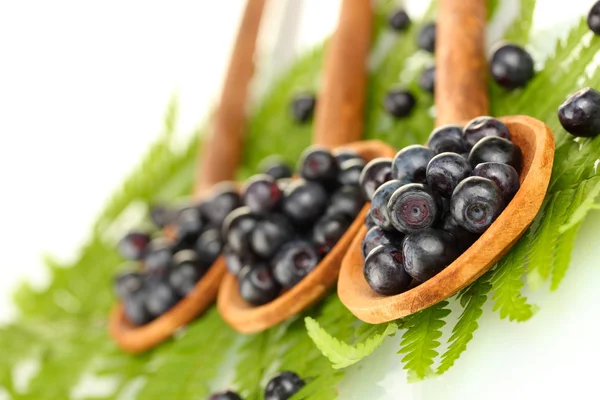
xmin=503 ymin=0 xmax=538 ymax=43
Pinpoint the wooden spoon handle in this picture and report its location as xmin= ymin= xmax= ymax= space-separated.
xmin=312 ymin=0 xmax=372 ymax=147
xmin=435 ymin=0 xmax=489 ymax=126
xmin=194 ymin=0 xmax=266 ymax=197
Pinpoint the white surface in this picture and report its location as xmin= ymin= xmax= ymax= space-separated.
xmin=0 ymin=0 xmax=598 ymax=399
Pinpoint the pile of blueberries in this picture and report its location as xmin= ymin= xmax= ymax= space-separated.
xmin=360 ymin=116 xmax=522 ymax=296
xmin=222 ymin=147 xmax=366 ymax=306
xmin=209 ymin=370 xmax=305 ymax=400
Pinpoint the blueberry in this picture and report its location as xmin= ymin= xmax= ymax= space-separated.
xmin=558 ymin=87 xmax=600 ymax=138
xmin=312 ymin=214 xmax=351 ymax=254
xmin=222 ymin=207 xmax=259 ymax=257
xmin=338 ymin=158 xmax=366 ymax=187
xmin=463 ymin=116 xmax=510 ymax=149
xmin=282 ymin=180 xmax=328 ymax=226
xmin=259 ymin=156 xmax=293 ymax=180
xmin=144 ymin=276 xmax=180 ymax=317
xmin=589 ymin=1 xmax=600 ymax=35
xmin=403 ymin=229 xmax=459 ymax=282
xmin=149 ymin=205 xmax=175 ymax=229
xmin=388 ymin=183 xmax=440 ymax=233
xmin=224 ymin=245 xmax=245 ymax=276
xmin=468 ymin=136 xmax=522 ymax=172
xmin=264 ymin=371 xmax=305 ymax=400
xmin=388 ymin=9 xmax=411 ymax=31
xmin=333 ymin=148 xmax=362 ymax=164
xmin=326 ymin=185 xmax=365 ymax=219
xmin=198 ymin=182 xmax=241 ymax=227
xmin=298 ymin=146 xmax=339 ymax=185
xmin=123 ymin=290 xmax=152 ymax=326
xmin=208 ymin=391 xmax=242 ymax=400
xmin=362 ymin=226 xmax=404 ymax=259
xmin=273 ymin=240 xmax=320 ymax=288
xmin=174 ymin=207 xmax=204 ymax=249
xmin=195 ymin=228 xmax=223 ymax=267
xmin=441 ymin=215 xmax=479 ymax=251
xmin=490 ymin=44 xmax=535 ymax=89
xmin=145 ymin=238 xmax=173 ymax=275
xmin=370 ymin=180 xmax=404 ymax=230
xmin=417 ymin=22 xmax=436 ymax=53
xmin=359 ymin=157 xmax=393 ymax=200
xmin=365 ymin=209 xmax=377 ymax=230
xmin=427 ymin=124 xmax=465 ymax=154
xmin=118 ymin=232 xmax=151 ymax=260
xmin=169 ymin=250 xmax=205 ymax=297
xmin=242 ymin=174 xmax=283 ymax=214
xmin=392 ymin=145 xmax=435 ymax=184
xmin=290 ymin=93 xmax=316 ymax=123
xmin=473 ymin=162 xmax=520 ymax=204
xmin=251 ymin=214 xmax=295 ymax=259
xmin=450 ymin=176 xmax=504 ymax=233
xmin=114 ymin=271 xmax=145 ymax=298
xmin=426 ymin=152 xmax=472 ymax=197
xmin=239 ymin=264 xmax=281 ymax=306
xmin=384 ymin=89 xmax=416 ymax=118
xmin=419 ymin=65 xmax=435 ymax=94
xmin=364 ymin=244 xmax=412 ymax=295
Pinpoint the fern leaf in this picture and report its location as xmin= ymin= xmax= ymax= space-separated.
xmin=503 ymin=0 xmax=537 ymax=43
xmin=559 ymin=176 xmax=600 ymax=233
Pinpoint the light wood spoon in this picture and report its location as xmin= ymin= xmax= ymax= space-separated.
xmin=109 ymin=0 xmax=266 ymax=354
xmin=217 ymin=0 xmax=398 ymax=334
xmin=337 ymin=0 xmax=555 ymax=324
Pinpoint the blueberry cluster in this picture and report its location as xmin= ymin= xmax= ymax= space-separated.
xmin=114 ymin=183 xmax=241 ymax=326
xmin=208 ymin=371 xmax=304 ymax=400
xmin=223 ymin=147 xmax=366 ymax=306
xmin=360 ymin=116 xmax=522 ymax=296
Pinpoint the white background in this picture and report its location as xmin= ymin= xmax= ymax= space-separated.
xmin=0 ymin=0 xmax=597 ymax=399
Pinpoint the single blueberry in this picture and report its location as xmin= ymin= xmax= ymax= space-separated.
xmin=558 ymin=87 xmax=600 ymax=138
xmin=332 ymin=148 xmax=362 ymax=164
xmin=468 ymin=136 xmax=522 ymax=172
xmin=426 ymin=152 xmax=473 ymax=197
xmin=419 ymin=65 xmax=435 ymax=94
xmin=370 ymin=180 xmax=404 ymax=230
xmin=222 ymin=207 xmax=259 ymax=257
xmin=144 ymin=275 xmax=180 ymax=317
xmin=588 ymin=1 xmax=600 ymax=35
xmin=298 ymin=146 xmax=339 ymax=186
xmin=242 ymin=174 xmax=283 ymax=214
xmin=364 ymin=244 xmax=412 ymax=295
xmin=338 ymin=158 xmax=366 ymax=187
xmin=208 ymin=391 xmax=242 ymax=400
xmin=490 ymin=43 xmax=535 ymax=89
xmin=388 ymin=9 xmax=411 ymax=31
xmin=259 ymin=156 xmax=293 ymax=180
xmin=114 ymin=271 xmax=145 ymax=298
xmin=149 ymin=204 xmax=175 ymax=229
xmin=272 ymin=240 xmax=320 ymax=288
xmin=198 ymin=182 xmax=241 ymax=227
xmin=450 ymin=176 xmax=504 ymax=233
xmin=473 ymin=162 xmax=520 ymax=204
xmin=384 ymin=89 xmax=416 ymax=118
xmin=122 ymin=290 xmax=152 ymax=326
xmin=239 ymin=264 xmax=281 ymax=306
xmin=359 ymin=157 xmax=393 ymax=200
xmin=387 ymin=183 xmax=440 ymax=233
xmin=251 ymin=214 xmax=295 ymax=259
xmin=264 ymin=371 xmax=305 ymax=400
xmin=169 ymin=250 xmax=205 ymax=297
xmin=417 ymin=22 xmax=436 ymax=53
xmin=392 ymin=145 xmax=435 ymax=184
xmin=290 ymin=93 xmax=316 ymax=123
xmin=118 ymin=231 xmax=151 ymax=261
xmin=144 ymin=238 xmax=173 ymax=275
xmin=326 ymin=185 xmax=365 ymax=219
xmin=463 ymin=116 xmax=511 ymax=149
xmin=403 ymin=229 xmax=459 ymax=282
xmin=362 ymin=226 xmax=404 ymax=259
xmin=312 ymin=214 xmax=351 ymax=255
xmin=282 ymin=179 xmax=329 ymax=226
xmin=195 ymin=228 xmax=223 ymax=267
xmin=427 ymin=124 xmax=465 ymax=154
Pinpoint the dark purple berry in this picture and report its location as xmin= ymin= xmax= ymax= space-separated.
xmin=242 ymin=174 xmax=282 ymax=214
xmin=265 ymin=371 xmax=305 ymax=400
xmin=441 ymin=215 xmax=479 ymax=251
xmin=450 ymin=176 xmax=504 ymax=233
xmin=388 ymin=183 xmax=440 ymax=233
xmin=273 ymin=240 xmax=320 ymax=288
xmin=198 ymin=182 xmax=241 ymax=227
xmin=298 ymin=146 xmax=339 ymax=185
xmin=282 ymin=180 xmax=328 ymax=226
xmin=362 ymin=226 xmax=404 ymax=259
xmin=312 ymin=214 xmax=351 ymax=255
xmin=114 ymin=271 xmax=145 ymax=298
xmin=173 ymin=208 xmax=204 ymax=249
xmin=239 ymin=264 xmax=281 ymax=306
xmin=259 ymin=156 xmax=293 ymax=180
xmin=144 ymin=276 xmax=179 ymax=317
xmin=333 ymin=148 xmax=362 ymax=164
xmin=123 ymin=290 xmax=152 ymax=326
xmin=251 ymin=214 xmax=294 ymax=259
xmin=144 ymin=238 xmax=173 ymax=274
xmin=426 ymin=152 xmax=472 ymax=197
xmin=419 ymin=65 xmax=435 ymax=94
xmin=463 ymin=116 xmax=510 ymax=149
xmin=195 ymin=228 xmax=223 ymax=267
xmin=338 ymin=158 xmax=365 ymax=186
xmin=224 ymin=245 xmax=245 ymax=276
xmin=388 ymin=9 xmax=411 ymax=31
xmin=291 ymin=93 xmax=316 ymax=123
xmin=384 ymin=89 xmax=416 ymax=118
xmin=427 ymin=124 xmax=465 ymax=154
xmin=558 ymin=87 xmax=600 ymax=138
xmin=365 ymin=209 xmax=376 ymax=230
xmin=468 ymin=136 xmax=522 ymax=172
xmin=589 ymin=1 xmax=600 ymax=34
xmin=359 ymin=157 xmax=393 ymax=200
xmin=490 ymin=44 xmax=535 ymax=89
xmin=118 ymin=232 xmax=150 ymax=261
xmin=149 ymin=205 xmax=175 ymax=229
xmin=364 ymin=244 xmax=412 ymax=295
xmin=223 ymin=207 xmax=259 ymax=257
xmin=403 ymin=229 xmax=459 ymax=282
xmin=169 ymin=250 xmax=204 ymax=297
xmin=326 ymin=185 xmax=364 ymax=219
xmin=417 ymin=22 xmax=436 ymax=53
xmin=370 ymin=180 xmax=404 ymax=230
xmin=208 ymin=391 xmax=242 ymax=400
xmin=473 ymin=162 xmax=520 ymax=204
xmin=392 ymin=145 xmax=435 ymax=184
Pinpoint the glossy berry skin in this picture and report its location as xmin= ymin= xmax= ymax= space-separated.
xmin=441 ymin=215 xmax=479 ymax=251
xmin=362 ymin=226 xmax=404 ymax=259
xmin=144 ymin=238 xmax=173 ymax=274
xmin=222 ymin=207 xmax=259 ymax=257
xmin=208 ymin=391 xmax=242 ymax=400
xmin=490 ymin=44 xmax=535 ymax=89
xmin=198 ymin=182 xmax=241 ymax=227
xmin=242 ymin=174 xmax=282 ymax=214
xmin=392 ymin=145 xmax=435 ymax=184
xmin=558 ymin=87 xmax=600 ymax=138
xmin=463 ymin=116 xmax=510 ymax=149
xmin=123 ymin=290 xmax=152 ymax=326
xmin=426 ymin=152 xmax=472 ymax=197
xmin=239 ymin=264 xmax=281 ymax=306
xmin=450 ymin=176 xmax=504 ymax=233
xmin=114 ymin=271 xmax=145 ymax=298
xmin=195 ymin=228 xmax=223 ymax=267
xmin=364 ymin=244 xmax=412 ymax=295
xmin=282 ymin=180 xmax=328 ymax=226
xmin=149 ymin=205 xmax=174 ymax=229
xmin=417 ymin=22 xmax=436 ymax=53
xmin=468 ymin=136 xmax=522 ymax=172
xmin=173 ymin=208 xmax=204 ymax=249
xmin=264 ymin=371 xmax=305 ymax=400
xmin=365 ymin=209 xmax=377 ymax=230
xmin=427 ymin=124 xmax=465 ymax=154
xmin=273 ymin=240 xmax=320 ymax=288
xmin=290 ymin=93 xmax=316 ymax=123
xmin=333 ymin=148 xmax=362 ymax=164
xmin=473 ymin=162 xmax=520 ymax=204
xmin=169 ymin=250 xmax=204 ymax=297
xmin=384 ymin=89 xmax=416 ymax=118
xmin=388 ymin=9 xmax=411 ymax=31
xmin=589 ymin=1 xmax=600 ymax=35
xmin=359 ymin=157 xmax=393 ymax=200
xmin=403 ymin=229 xmax=459 ymax=282
xmin=370 ymin=180 xmax=404 ymax=230
xmin=144 ymin=276 xmax=180 ymax=317
xmin=388 ymin=183 xmax=440 ymax=233
xmin=224 ymin=246 xmax=245 ymax=276
xmin=312 ymin=214 xmax=351 ymax=254
xmin=326 ymin=186 xmax=364 ymax=219
xmin=419 ymin=65 xmax=435 ymax=94
xmin=251 ymin=214 xmax=294 ymax=259
xmin=298 ymin=146 xmax=339 ymax=186
xmin=259 ymin=156 xmax=293 ymax=180
xmin=118 ymin=232 xmax=150 ymax=260
xmin=338 ymin=158 xmax=365 ymax=187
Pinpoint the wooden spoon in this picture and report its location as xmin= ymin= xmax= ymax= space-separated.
xmin=217 ymin=0 xmax=396 ymax=334
xmin=109 ymin=0 xmax=266 ymax=354
xmin=337 ymin=0 xmax=555 ymax=323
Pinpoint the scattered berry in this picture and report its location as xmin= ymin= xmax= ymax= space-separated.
xmin=359 ymin=158 xmax=393 ymax=200
xmin=427 ymin=124 xmax=465 ymax=154
xmin=403 ymin=229 xmax=459 ymax=282
xmin=450 ymin=176 xmax=504 ymax=233
xmin=251 ymin=214 xmax=294 ymax=259
xmin=392 ymin=145 xmax=434 ymax=184
xmin=589 ymin=1 xmax=600 ymax=35
xmin=195 ymin=228 xmax=223 ymax=267
xmin=364 ymin=244 xmax=412 ymax=295
xmin=259 ymin=156 xmax=293 ymax=180
xmin=239 ymin=264 xmax=281 ymax=306
xmin=558 ymin=87 xmax=600 ymax=138
xmin=490 ymin=43 xmax=535 ymax=89
xmin=242 ymin=174 xmax=282 ymax=214
xmin=388 ymin=183 xmax=440 ymax=233
xmin=290 ymin=93 xmax=316 ymax=123
xmin=426 ymin=152 xmax=472 ymax=197
xmin=463 ymin=116 xmax=510 ymax=149
xmin=384 ymin=89 xmax=416 ymax=118
xmin=473 ymin=162 xmax=520 ymax=204
xmin=265 ymin=371 xmax=305 ymax=400
xmin=468 ymin=136 xmax=522 ymax=172
xmin=208 ymin=391 xmax=242 ymax=400
xmin=338 ymin=158 xmax=366 ymax=187
xmin=362 ymin=226 xmax=404 ymax=259
xmin=419 ymin=65 xmax=435 ymax=94
xmin=370 ymin=180 xmax=404 ymax=230
xmin=312 ymin=214 xmax=351 ymax=254
xmin=117 ymin=232 xmax=150 ymax=260
xmin=417 ymin=22 xmax=436 ymax=53
xmin=388 ymin=9 xmax=411 ymax=31
xmin=273 ymin=240 xmax=320 ymax=288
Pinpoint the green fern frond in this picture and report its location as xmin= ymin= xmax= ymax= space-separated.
xmin=504 ymin=0 xmax=538 ymax=43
